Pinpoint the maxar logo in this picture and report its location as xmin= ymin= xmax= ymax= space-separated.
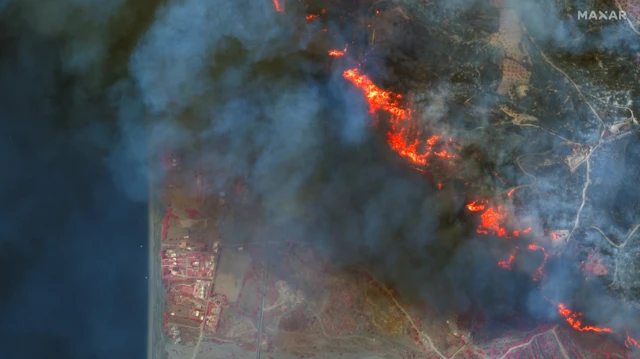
xmin=578 ymin=10 xmax=627 ymax=20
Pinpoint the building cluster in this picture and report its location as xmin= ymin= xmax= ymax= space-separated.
xmin=159 ymin=153 xmax=240 ymax=345
xmin=162 ymin=214 xmax=225 ymax=342
xmin=161 ymin=239 xmax=218 ymax=279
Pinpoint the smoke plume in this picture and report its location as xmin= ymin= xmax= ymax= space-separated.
xmin=2 ymin=0 xmax=640 ymax=357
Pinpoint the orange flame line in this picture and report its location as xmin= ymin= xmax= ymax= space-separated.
xmin=272 ymin=0 xmax=284 ymax=12
xmin=466 ymin=200 xmax=486 ymax=212
xmin=335 ymin=46 xmax=640 ymax=350
xmin=527 ymin=244 xmax=548 ymax=281
xmin=498 ymin=246 xmax=518 ymax=270
xmin=557 ymin=303 xmax=613 ymax=333
xmin=337 ymin=50 xmax=640 ymax=349
xmin=342 ymin=68 xmax=454 ymax=166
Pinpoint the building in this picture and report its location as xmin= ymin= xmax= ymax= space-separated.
xmin=204 ymin=300 xmax=223 ymax=333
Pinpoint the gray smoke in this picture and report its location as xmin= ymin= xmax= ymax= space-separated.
xmin=124 ymin=0 xmax=535 ymax=314
xmin=126 ymin=0 xmax=640 ymax=339
xmin=3 ymin=0 xmax=639 ymax=357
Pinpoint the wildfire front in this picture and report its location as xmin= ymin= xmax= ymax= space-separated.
xmin=146 ymin=0 xmax=640 ymax=358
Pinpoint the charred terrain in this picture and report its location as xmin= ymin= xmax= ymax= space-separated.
xmin=143 ymin=0 xmax=640 ymax=358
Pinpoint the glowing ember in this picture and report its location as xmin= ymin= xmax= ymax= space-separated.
xmin=478 ymin=206 xmax=508 ymax=237
xmin=426 ymin=135 xmax=440 ymax=146
xmin=512 ymin=228 xmax=531 ymax=237
xmin=328 ymin=49 xmax=345 ymax=57
xmin=466 ymin=200 xmax=487 ymax=212
xmin=557 ymin=303 xmax=613 ymax=333
xmin=272 ymin=0 xmax=284 ymax=12
xmin=626 ymin=331 xmax=640 ymax=349
xmin=468 ymin=201 xmax=531 ymax=238
xmin=527 ymin=244 xmax=548 ymax=281
xmin=306 ymin=14 xmax=319 ymax=20
xmin=498 ymin=246 xmax=518 ymax=270
xmin=434 ymin=151 xmax=455 ymax=159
